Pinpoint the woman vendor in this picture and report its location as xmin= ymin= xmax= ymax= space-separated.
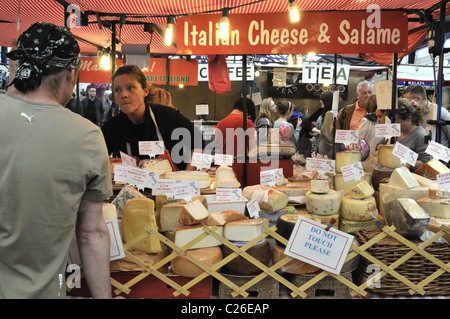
xmin=102 ymin=65 xmax=202 ymax=170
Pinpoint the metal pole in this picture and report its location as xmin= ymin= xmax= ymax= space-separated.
xmin=242 ymin=55 xmax=248 ymax=187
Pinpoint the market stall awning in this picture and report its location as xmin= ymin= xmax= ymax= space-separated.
xmin=0 ymin=0 xmax=448 ymax=65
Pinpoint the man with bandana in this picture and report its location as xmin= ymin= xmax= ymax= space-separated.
xmin=0 ymin=22 xmax=113 ymax=298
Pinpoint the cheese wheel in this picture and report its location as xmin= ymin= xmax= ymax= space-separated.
xmin=310 ymin=213 xmax=339 ymax=229
xmin=224 ymin=218 xmax=269 ymax=242
xmin=171 ymin=247 xmax=222 ymax=277
xmin=216 ymin=166 xmax=241 ymax=188
xmin=371 ymin=166 xmax=393 ymax=191
xmin=174 ymin=225 xmax=223 ymax=249
xmin=275 ymin=214 xmax=300 ymax=246
xmin=339 ymin=215 xmax=386 ymax=233
xmin=335 ymin=151 xmax=362 ymax=173
xmin=378 ymin=144 xmax=410 ymax=169
xmin=305 ymin=190 xmax=341 ymax=215
xmin=222 ymin=238 xmax=271 ymax=275
xmin=340 ymin=195 xmax=378 ymax=221
xmin=310 ymin=179 xmax=330 ymax=194
xmin=272 ymin=244 xmax=320 ymax=274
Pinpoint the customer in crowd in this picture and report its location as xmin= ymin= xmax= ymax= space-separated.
xmin=336 ymin=80 xmax=373 ymax=130
xmin=102 ymin=65 xmax=201 ymax=170
xmin=378 ymin=98 xmax=431 ymax=170
xmin=255 ymin=97 xmax=277 ymax=143
xmin=0 ymin=22 xmax=113 ymax=299
xmin=274 ymin=101 xmax=302 ymax=146
xmin=216 ymin=97 xmax=257 ymax=159
xmin=316 ymin=91 xmax=335 ymax=159
xmin=358 ymin=94 xmax=384 ymax=157
xmin=289 ymin=103 xmax=318 ymax=157
xmin=81 ymin=85 xmax=104 ymax=126
xmin=403 ymin=84 xmax=450 ymax=148
xmin=102 ymin=90 xmax=112 ymax=122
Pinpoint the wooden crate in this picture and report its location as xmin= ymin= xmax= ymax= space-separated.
xmin=218 ymin=273 xmax=279 ymax=299
xmin=290 ymin=272 xmax=354 ymax=299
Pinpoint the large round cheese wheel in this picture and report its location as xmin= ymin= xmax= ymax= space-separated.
xmin=275 ymin=214 xmax=300 ymax=246
xmin=272 ymin=244 xmax=320 ymax=274
xmin=340 ymin=195 xmax=378 ymax=221
xmin=310 ymin=213 xmax=339 ymax=229
xmin=171 ymin=247 xmax=223 ymax=277
xmin=305 ymin=190 xmax=341 ymax=215
xmin=378 ymin=144 xmax=409 ymax=169
xmin=222 ymin=238 xmax=271 ymax=275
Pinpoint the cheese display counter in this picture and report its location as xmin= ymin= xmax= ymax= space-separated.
xmin=68 ymin=149 xmax=450 ymax=299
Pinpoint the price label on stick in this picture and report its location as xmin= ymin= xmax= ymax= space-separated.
xmin=392 ymin=143 xmax=418 ymax=167
xmin=335 ymin=130 xmax=359 ymax=144
xmin=306 ymin=158 xmax=335 ymax=173
xmin=260 ymin=168 xmax=283 ymax=186
xmin=437 ymin=172 xmax=450 ymax=190
xmin=375 ymin=124 xmax=401 ymax=137
xmin=341 ymin=162 xmax=364 ymax=182
xmin=139 ymin=141 xmax=165 ymax=157
xmin=216 ymin=188 xmax=242 ymax=202
xmin=426 ymin=141 xmax=450 ymax=163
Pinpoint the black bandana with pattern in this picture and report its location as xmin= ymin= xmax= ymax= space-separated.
xmin=6 ymin=22 xmax=81 ymax=87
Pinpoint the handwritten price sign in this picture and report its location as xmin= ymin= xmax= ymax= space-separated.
xmin=139 ymin=141 xmax=165 ymax=157
xmin=341 ymin=162 xmax=364 ymax=182
xmin=335 ymin=130 xmax=359 ymax=144
xmin=375 ymin=124 xmax=401 ymax=137
xmin=306 ymin=158 xmax=335 ymax=173
xmin=393 ymin=143 xmax=418 ymax=167
xmin=426 ymin=141 xmax=450 ymax=163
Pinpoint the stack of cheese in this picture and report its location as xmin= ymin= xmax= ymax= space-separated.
xmin=378 ymin=166 xmax=430 ymax=221
xmin=222 ymin=217 xmax=272 ymax=275
xmin=339 ymin=180 xmax=384 ymax=233
xmin=162 ymin=197 xmax=224 ymax=277
xmin=334 ymin=151 xmax=372 ymax=192
xmin=305 ymin=179 xmax=341 ymax=228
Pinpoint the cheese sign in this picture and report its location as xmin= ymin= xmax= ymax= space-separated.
xmin=426 ymin=141 xmax=450 ymax=163
xmin=341 ymin=162 xmax=364 ymax=182
xmin=260 ymin=168 xmax=283 ymax=186
xmin=335 ymin=130 xmax=359 ymax=144
xmin=214 ymin=153 xmax=234 ymax=166
xmin=113 ymin=165 xmax=159 ymax=189
xmin=105 ymin=218 xmax=126 ymax=261
xmin=437 ymin=172 xmax=450 ymax=190
xmin=191 ymin=152 xmax=213 ymax=170
xmin=120 ymin=151 xmax=138 ymax=167
xmin=306 ymin=157 xmax=335 ymax=173
xmin=393 ymin=142 xmax=418 ymax=167
xmin=246 ymin=198 xmax=261 ymax=218
xmin=375 ymin=123 xmax=401 ymax=137
xmin=216 ymin=188 xmax=243 ymax=202
xmin=284 ymin=215 xmax=354 ymax=275
xmin=139 ymin=141 xmax=165 ymax=157
xmin=151 ymin=179 xmax=175 ymax=196
xmin=172 ymin=180 xmax=201 ymax=200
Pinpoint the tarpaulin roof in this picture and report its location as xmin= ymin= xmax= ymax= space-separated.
xmin=0 ymin=0 xmax=448 ymax=65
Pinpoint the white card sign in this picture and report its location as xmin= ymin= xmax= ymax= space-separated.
xmin=284 ymin=216 xmax=354 ymax=275
xmin=392 ymin=143 xmax=418 ymax=167
xmin=437 ymin=172 xmax=450 ymax=190
xmin=426 ymin=141 xmax=450 ymax=163
xmin=113 ymin=165 xmax=159 ymax=189
xmin=375 ymin=124 xmax=401 ymax=137
xmin=246 ymin=198 xmax=260 ymax=218
xmin=105 ymin=218 xmax=126 ymax=261
xmin=306 ymin=158 xmax=335 ymax=173
xmin=191 ymin=152 xmax=213 ymax=170
xmin=341 ymin=162 xmax=364 ymax=182
xmin=138 ymin=141 xmax=165 ymax=157
xmin=120 ymin=151 xmax=138 ymax=167
xmin=216 ymin=188 xmax=243 ymax=202
xmin=151 ymin=179 xmax=175 ymax=196
xmin=335 ymin=130 xmax=359 ymax=144
xmin=214 ymin=153 xmax=234 ymax=166
xmin=172 ymin=180 xmax=201 ymax=200
xmin=260 ymin=168 xmax=283 ymax=186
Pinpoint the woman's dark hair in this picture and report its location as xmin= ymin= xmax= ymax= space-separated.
xmin=319 ymin=91 xmax=333 ymax=117
xmin=111 ymin=64 xmax=154 ymax=104
xmin=276 ymin=101 xmax=293 ymax=116
xmin=397 ymin=97 xmax=423 ymax=126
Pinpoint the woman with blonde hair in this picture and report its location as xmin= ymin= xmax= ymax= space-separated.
xmin=255 ymin=97 xmax=277 ymax=143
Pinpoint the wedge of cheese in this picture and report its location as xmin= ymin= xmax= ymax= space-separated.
xmin=384 ymin=198 xmax=430 ymax=238
xmin=339 ymin=215 xmax=385 ymax=234
xmin=335 ymin=151 xmax=362 ymax=173
xmin=413 ymin=158 xmax=450 ymax=180
xmin=334 ymin=172 xmax=372 ymax=192
xmin=416 ymin=197 xmax=450 ymax=219
xmin=388 ymin=166 xmax=419 ymax=189
xmin=378 ymin=144 xmax=409 ymax=169
xmin=205 ymin=210 xmax=248 ymax=226
xmin=174 ymin=225 xmax=223 ymax=249
xmin=139 ymin=159 xmax=172 ymax=175
xmin=215 ymin=165 xmax=241 ymax=188
xmin=345 ymin=180 xmax=374 ymax=199
xmin=112 ymin=185 xmax=147 ymax=218
xmin=122 ymin=198 xmax=162 ymax=253
xmin=171 ymin=247 xmax=222 ymax=277
xmin=159 ymin=195 xmax=208 ymax=231
xmin=428 ymin=186 xmax=450 ymax=199
xmin=242 ymin=185 xmax=289 ymax=213
xmin=223 ymin=218 xmax=269 ymax=242
xmin=179 ymin=199 xmax=210 ymax=225
xmin=411 ymin=173 xmax=436 ymax=187
xmin=165 ymin=170 xmax=211 ymax=188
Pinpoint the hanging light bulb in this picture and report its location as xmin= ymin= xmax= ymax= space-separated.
xmin=287 ymin=54 xmax=294 ymax=66
xmin=165 ymin=16 xmax=174 ymax=46
xmin=288 ymin=0 xmax=300 ymax=23
xmin=255 ymin=69 xmax=260 ymax=77
xmin=98 ymin=48 xmax=111 ymax=71
xmin=219 ymin=8 xmax=230 ymax=39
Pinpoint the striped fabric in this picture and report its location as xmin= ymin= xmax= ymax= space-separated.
xmin=0 ymin=0 xmax=446 ymax=59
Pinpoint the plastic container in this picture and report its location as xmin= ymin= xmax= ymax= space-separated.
xmin=204 ymin=194 xmax=248 ymax=214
